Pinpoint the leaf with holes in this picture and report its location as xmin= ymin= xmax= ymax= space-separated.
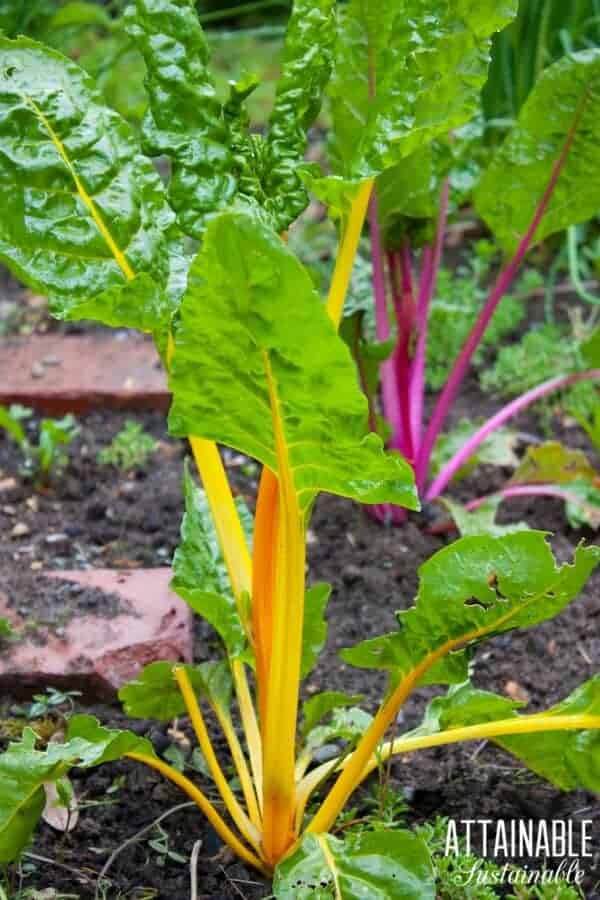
xmin=341 ymin=532 xmax=600 ymax=688
xmin=273 ymin=830 xmax=435 ymax=900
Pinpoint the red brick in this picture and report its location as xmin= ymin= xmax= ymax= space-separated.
xmin=0 ymin=569 xmax=193 ymax=699
xmin=0 ymin=334 xmax=169 ymax=415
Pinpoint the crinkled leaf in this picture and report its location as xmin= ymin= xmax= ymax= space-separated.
xmin=341 ymin=533 xmax=600 ymax=690
xmin=0 ymin=618 xmax=12 ymax=638
xmin=317 ymin=0 xmax=517 ymax=202
xmin=476 ymin=50 xmax=600 ymax=254
xmin=301 ymin=691 xmax=365 ymax=739
xmin=263 ymin=0 xmax=336 ymax=227
xmin=274 ymin=830 xmax=435 ymax=900
xmin=128 ymin=0 xmax=334 ymax=234
xmin=125 ymin=0 xmax=234 ymax=238
xmin=0 ymin=37 xmax=182 ymax=334
xmin=431 ymin=420 xmax=519 ymax=482
xmin=0 ymin=718 xmax=153 ymax=862
xmin=169 ymin=210 xmax=418 ymax=512
xmin=301 ymin=583 xmax=331 ymax=679
xmin=509 ymin=441 xmax=597 ymax=486
xmin=119 ymin=660 xmax=232 ymax=722
xmin=171 ymin=460 xmax=249 ymax=659
xmin=440 ymin=497 xmax=528 ymax=538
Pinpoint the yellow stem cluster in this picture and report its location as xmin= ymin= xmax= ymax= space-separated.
xmin=129 ymin=179 xmax=600 ymax=882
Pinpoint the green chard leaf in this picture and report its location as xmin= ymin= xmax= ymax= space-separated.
xmin=375 ymin=148 xmax=437 ymax=249
xmin=507 ymin=442 xmax=600 ymax=529
xmin=497 ymin=675 xmax=600 ymax=791
xmin=261 ymin=0 xmax=336 ymax=227
xmin=301 ymin=691 xmax=365 ymax=739
xmin=119 ymin=660 xmax=232 ymax=723
xmin=440 ymin=497 xmax=528 ymax=538
xmin=128 ymin=0 xmax=335 ymax=234
xmin=509 ymin=441 xmax=597 ymax=486
xmin=223 ymin=0 xmax=336 ymax=231
xmin=125 ymin=0 xmax=234 ymax=239
xmin=301 ymin=707 xmax=373 ymax=761
xmin=0 ymin=717 xmax=153 ymax=863
xmin=274 ymin=830 xmax=435 ymax=900
xmin=0 ymin=3 xmax=20 ymax=36
xmin=308 ymin=0 xmax=518 ymax=209
xmin=301 ymin=583 xmax=331 ymax=679
xmin=168 ymin=209 xmax=418 ymax=512
xmin=170 ymin=460 xmax=249 ymax=660
xmin=49 ymin=2 xmax=113 ymax=30
xmin=476 ymin=50 xmax=600 ymax=254
xmin=411 ymin=677 xmax=600 ymax=793
xmin=341 ymin=532 xmax=600 ymax=689
xmin=406 ymin=681 xmax=525 ymax=741
xmin=0 ymin=37 xmax=183 ymax=335
xmin=582 ymin=325 xmax=600 ymax=367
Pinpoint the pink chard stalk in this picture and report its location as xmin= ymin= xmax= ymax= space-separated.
xmin=365 ymin=107 xmax=600 ymax=525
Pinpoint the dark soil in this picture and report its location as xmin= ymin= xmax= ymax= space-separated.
xmin=1 ymin=340 xmax=599 ymax=896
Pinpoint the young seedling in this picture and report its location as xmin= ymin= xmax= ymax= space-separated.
xmin=0 ymin=1 xmax=598 ymax=893
xmin=97 ymin=420 xmax=157 ymax=471
xmin=0 ymin=405 xmax=78 ymax=486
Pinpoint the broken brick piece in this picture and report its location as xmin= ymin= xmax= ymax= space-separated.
xmin=0 ymin=568 xmax=193 ymax=699
xmin=0 ymin=334 xmax=169 ymax=415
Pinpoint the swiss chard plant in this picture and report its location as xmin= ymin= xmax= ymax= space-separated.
xmin=0 ymin=0 xmax=599 ymax=892
xmin=354 ymin=47 xmax=600 ymax=525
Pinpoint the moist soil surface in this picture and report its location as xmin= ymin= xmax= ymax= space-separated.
xmin=1 ymin=300 xmax=600 ymax=896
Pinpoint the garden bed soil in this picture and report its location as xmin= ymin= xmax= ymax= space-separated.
xmin=0 ymin=404 xmax=599 ymax=897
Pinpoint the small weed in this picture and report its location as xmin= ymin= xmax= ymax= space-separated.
xmin=146 ymin=823 xmax=187 ymax=867
xmin=98 ymin=421 xmax=157 ymax=471
xmin=0 ymin=405 xmax=78 ymax=486
xmin=11 ymin=688 xmax=81 ymax=721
